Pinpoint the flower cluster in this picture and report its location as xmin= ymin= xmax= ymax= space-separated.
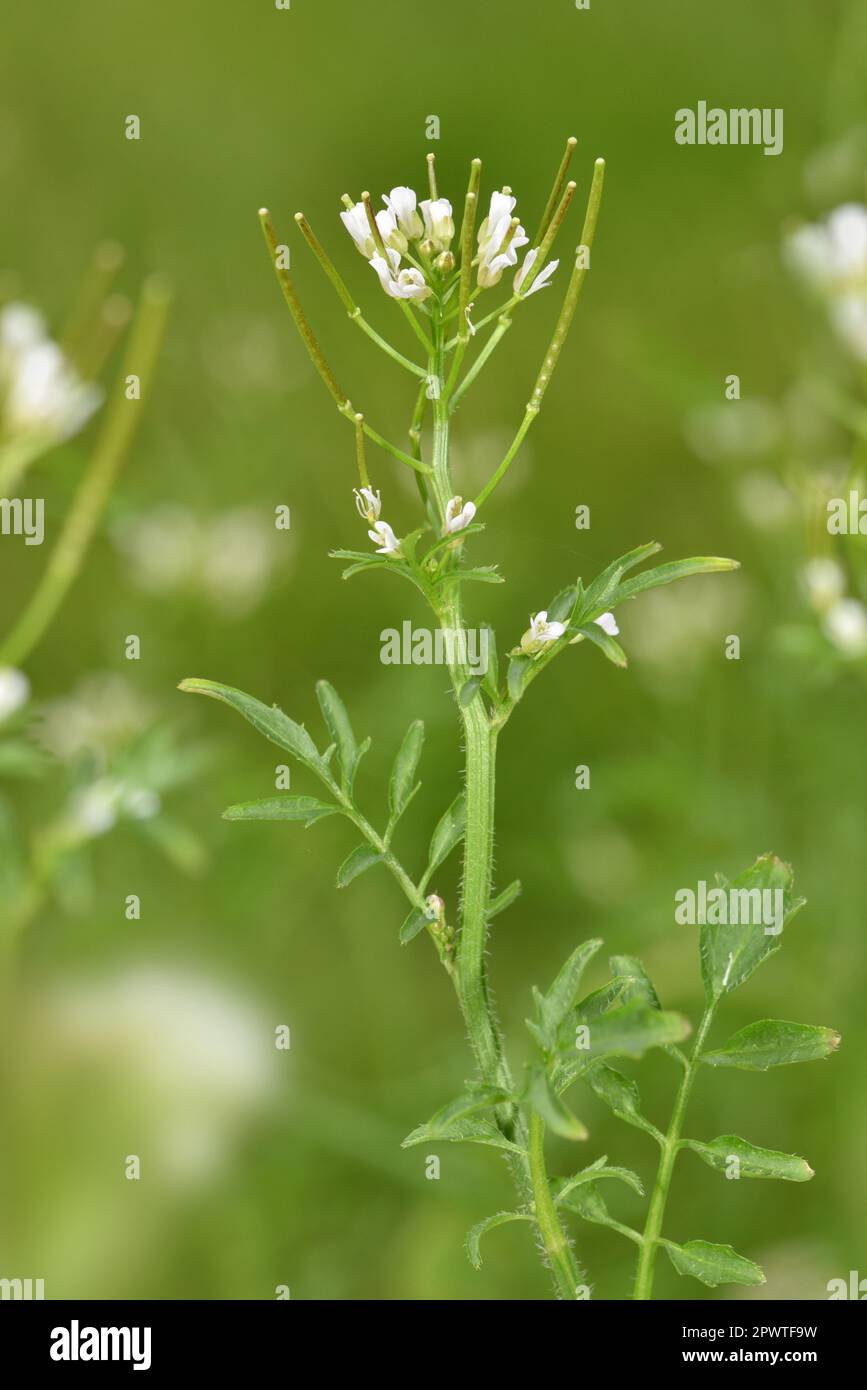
xmin=340 ymin=183 xmax=558 ymax=305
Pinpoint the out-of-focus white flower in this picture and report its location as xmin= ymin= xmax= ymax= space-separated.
xmin=112 ymin=505 xmax=281 ymax=617
xmin=0 ymin=667 xmax=30 ymax=723
xmin=36 ymin=675 xmax=154 ymax=762
xmin=0 ymin=301 xmax=102 ymax=445
xmin=477 ymin=191 xmax=529 ymax=288
xmin=46 ymin=965 xmax=275 ymax=1185
xmin=684 ymin=399 xmax=782 ymax=464
xmin=734 ymin=470 xmax=797 ymax=532
xmin=70 ymin=778 xmax=122 ymax=837
xmin=370 ymin=254 xmax=432 ymax=302
xmin=384 ymin=187 xmax=424 ymax=241
xmin=354 ymin=486 xmax=381 ymax=523
xmin=520 ymin=610 xmax=566 ymax=655
xmin=802 ymin=557 xmax=846 ymax=613
xmin=420 ymin=197 xmax=455 ymax=253
xmin=368 ymin=520 xmax=400 ymax=554
xmin=444 ymin=496 xmax=476 ymax=534
xmin=822 ymin=597 xmax=867 ymax=656
xmin=785 ymin=204 xmax=867 ymax=361
xmin=514 ymin=248 xmax=559 ymax=296
xmin=595 ymin=611 xmax=619 ymax=636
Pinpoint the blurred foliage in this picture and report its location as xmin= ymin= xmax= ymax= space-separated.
xmin=1 ymin=0 xmax=866 ymax=1299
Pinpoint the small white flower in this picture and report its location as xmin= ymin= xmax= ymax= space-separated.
xmin=425 ymin=893 xmax=444 ymax=921
xmin=340 ymin=202 xmax=399 ymax=259
xmin=595 ymin=611 xmax=619 ymax=637
xmin=0 ymin=302 xmax=102 ymax=444
xmin=477 ymin=191 xmax=528 ymax=288
xmin=340 ymin=202 xmax=376 ymax=258
xmin=520 ymin=610 xmax=566 ymax=654
xmin=368 ymin=520 xmax=401 ymax=554
xmin=354 ymin=486 xmax=382 ymax=523
xmin=444 ymin=496 xmax=476 ymax=534
xmin=419 ymin=197 xmax=455 ymax=253
xmin=0 ymin=667 xmax=30 ymax=723
xmin=514 ymin=248 xmax=559 ymax=296
xmin=802 ymin=557 xmax=846 ymax=612
xmin=370 ymin=255 xmax=432 ymax=302
xmin=822 ymin=597 xmax=867 ymax=656
xmin=785 ymin=204 xmax=867 ymax=362
xmin=384 ymin=187 xmax=424 ymax=241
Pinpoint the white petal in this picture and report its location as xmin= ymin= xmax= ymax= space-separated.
xmin=595 ymin=612 xmax=619 ymax=637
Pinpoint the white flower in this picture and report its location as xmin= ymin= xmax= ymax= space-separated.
xmin=521 ymin=610 xmax=566 ymax=654
xmin=0 ymin=667 xmax=30 ymax=723
xmin=425 ymin=893 xmax=444 ymax=921
xmin=420 ymin=197 xmax=455 ymax=253
xmin=822 ymin=597 xmax=867 ymax=656
xmin=444 ymin=496 xmax=476 ymax=534
xmin=802 ymin=557 xmax=846 ymax=612
xmin=514 ymin=248 xmax=559 ymax=296
xmin=370 ymin=254 xmax=432 ymax=302
xmin=785 ymin=204 xmax=867 ymax=361
xmin=595 ymin=611 xmax=619 ymax=636
xmin=477 ymin=191 xmax=529 ymax=288
xmin=340 ymin=202 xmax=400 ymax=259
xmin=0 ymin=302 xmax=102 ymax=444
xmin=368 ymin=520 xmax=401 ymax=554
xmin=384 ymin=187 xmax=424 ymax=241
xmin=354 ymin=486 xmax=382 ymax=523
xmin=787 ymin=204 xmax=867 ymax=287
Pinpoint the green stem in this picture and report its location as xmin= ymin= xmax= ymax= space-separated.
xmin=0 ymin=278 xmax=170 ymax=668
xmin=633 ymin=1002 xmax=716 ymax=1300
xmin=528 ymin=1112 xmax=583 ymax=1299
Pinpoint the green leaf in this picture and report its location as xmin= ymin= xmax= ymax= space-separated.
xmin=556 ymin=1179 xmax=640 ymax=1241
xmin=507 ymin=654 xmax=531 ymax=702
xmin=574 ymin=977 xmax=636 ymax=1021
xmin=554 ymin=1155 xmax=644 ymax=1204
xmin=525 ymin=1064 xmax=588 ymax=1140
xmin=481 ymin=625 xmax=499 ymax=702
xmin=684 ymin=1135 xmax=814 ymax=1182
xmin=442 ymin=565 xmax=504 ymax=586
xmin=574 ymin=623 xmax=628 ymax=668
xmin=336 ymin=843 xmax=383 ymax=888
xmin=699 ymin=854 xmax=806 ymax=1000
xmin=401 ymin=1116 xmax=525 ymax=1156
xmin=465 ymin=1211 xmax=535 ymax=1270
xmin=579 ymin=542 xmax=661 ymax=617
xmin=558 ymin=1001 xmax=692 ymax=1088
xmin=315 ymin=681 xmax=359 ymax=791
xmin=223 ymin=795 xmax=339 ymax=827
xmin=536 ymin=938 xmax=603 ymax=1047
xmin=701 ymin=1019 xmax=841 ymax=1071
xmin=459 ymin=676 xmax=483 ymax=706
xmin=422 ymin=522 xmax=486 ymax=564
xmin=399 ymin=905 xmax=430 ymax=944
xmin=612 ymin=555 xmax=739 ymax=607
xmin=388 ymin=719 xmax=425 ymax=822
xmin=662 ymin=1239 xmax=765 ymax=1289
xmin=608 ymin=954 xmax=661 ymax=1008
xmin=488 ymin=879 xmax=522 ymax=919
xmin=426 ymin=793 xmax=466 ymax=877
xmin=547 ymin=583 xmax=578 ymax=622
xmin=419 ymin=1084 xmax=513 ymax=1133
xmin=585 ymin=1063 xmax=658 ymax=1139
xmin=178 ymin=679 xmax=325 ymax=774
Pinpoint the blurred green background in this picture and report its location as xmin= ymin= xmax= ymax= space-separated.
xmin=2 ymin=0 xmax=866 ymax=1299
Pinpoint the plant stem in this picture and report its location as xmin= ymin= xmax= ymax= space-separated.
xmin=633 ymin=1002 xmax=716 ymax=1300
xmin=0 ymin=278 xmax=170 ymax=667
xmin=528 ymin=1112 xmax=584 ymax=1299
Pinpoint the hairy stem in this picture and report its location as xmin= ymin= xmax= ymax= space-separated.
xmin=529 ymin=1112 xmax=584 ymax=1299
xmin=633 ymin=1002 xmax=716 ymax=1299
